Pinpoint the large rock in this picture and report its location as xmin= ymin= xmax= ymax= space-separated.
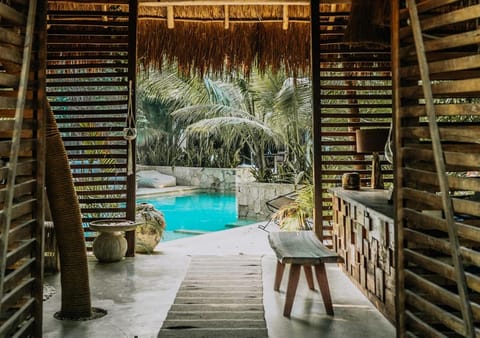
xmin=135 ymin=203 xmax=166 ymax=254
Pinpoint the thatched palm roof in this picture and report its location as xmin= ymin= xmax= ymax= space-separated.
xmin=138 ymin=1 xmax=351 ymax=76
xmin=47 ymin=0 xmax=394 ymax=76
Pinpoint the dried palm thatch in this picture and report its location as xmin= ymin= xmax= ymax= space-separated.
xmin=138 ymin=20 xmax=311 ymax=77
xmin=138 ymin=3 xmax=313 ymax=77
xmin=49 ymin=1 xmax=380 ymax=77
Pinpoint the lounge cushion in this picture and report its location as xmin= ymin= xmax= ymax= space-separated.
xmin=137 ymin=170 xmax=176 ymax=188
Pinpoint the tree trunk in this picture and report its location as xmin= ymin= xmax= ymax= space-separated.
xmin=45 ymin=105 xmax=92 ymax=319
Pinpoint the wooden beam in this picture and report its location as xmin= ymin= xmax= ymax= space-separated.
xmin=167 ymin=5 xmax=174 ymax=29
xmin=138 ymin=16 xmax=310 ymax=23
xmin=282 ymin=5 xmax=289 ymax=30
xmin=140 ymin=0 xmax=351 ymax=6
xmin=224 ymin=4 xmax=229 ymax=29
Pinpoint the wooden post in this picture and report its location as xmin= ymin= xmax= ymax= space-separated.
xmin=126 ymin=0 xmax=138 ymax=257
xmin=310 ymin=0 xmax=323 ymax=240
xmin=34 ymin=1 xmax=46 ymax=335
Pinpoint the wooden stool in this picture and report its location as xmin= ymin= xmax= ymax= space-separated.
xmin=268 ymin=231 xmax=343 ymax=317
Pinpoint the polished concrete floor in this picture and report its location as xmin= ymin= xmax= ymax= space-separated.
xmin=43 ymin=223 xmax=395 ymax=338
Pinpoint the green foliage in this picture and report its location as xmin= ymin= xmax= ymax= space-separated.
xmin=272 ymin=185 xmax=314 ymax=231
xmin=136 ymin=66 xmax=314 ymax=183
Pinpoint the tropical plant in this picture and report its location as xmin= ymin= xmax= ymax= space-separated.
xmin=137 ymin=66 xmax=315 ymax=184
xmin=169 ymin=75 xmax=279 ymax=174
xmin=253 ymin=75 xmax=314 ymax=183
xmin=137 ymin=68 xmax=243 ymax=168
xmin=271 ymin=185 xmax=314 ymax=231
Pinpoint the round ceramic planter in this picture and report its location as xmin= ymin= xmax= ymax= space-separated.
xmin=90 ymin=219 xmax=137 ymax=263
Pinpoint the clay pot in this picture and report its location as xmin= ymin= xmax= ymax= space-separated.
xmin=135 ymin=203 xmax=166 ymax=253
xmin=93 ymin=231 xmax=128 ymax=262
xmin=90 ymin=219 xmax=137 ymax=262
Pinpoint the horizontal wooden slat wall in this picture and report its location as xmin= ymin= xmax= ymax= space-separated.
xmin=0 ymin=0 xmax=45 ymax=337
xmin=394 ymin=0 xmax=480 ymax=336
xmin=46 ymin=1 xmax=136 ymax=249
xmin=319 ymin=5 xmax=393 ymax=246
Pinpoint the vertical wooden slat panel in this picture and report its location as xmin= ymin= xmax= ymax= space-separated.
xmin=0 ymin=0 xmax=44 ymax=337
xmin=395 ymin=1 xmax=480 ymax=336
xmin=318 ymin=4 xmax=393 ymax=248
xmin=46 ymin=1 xmax=134 ymax=252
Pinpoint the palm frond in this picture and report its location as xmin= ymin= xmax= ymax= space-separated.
xmin=185 ymin=116 xmax=277 ymax=139
xmin=171 ymin=104 xmax=264 ymax=125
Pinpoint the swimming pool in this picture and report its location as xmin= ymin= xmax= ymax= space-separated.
xmin=137 ymin=191 xmax=255 ymax=241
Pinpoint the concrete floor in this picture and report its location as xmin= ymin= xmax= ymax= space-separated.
xmin=43 ymin=223 xmax=395 ymax=338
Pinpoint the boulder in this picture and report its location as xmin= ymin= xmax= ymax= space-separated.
xmin=135 ymin=203 xmax=166 ymax=254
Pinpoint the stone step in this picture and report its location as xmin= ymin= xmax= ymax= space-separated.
xmin=162 ymin=319 xmax=267 ymax=329
xmin=175 ymin=291 xmax=262 ymax=298
xmin=173 ymin=297 xmax=263 ymax=305
xmin=158 ymin=328 xmax=268 ymax=338
xmin=169 ymin=304 xmax=264 ymax=312
xmin=166 ymin=310 xmax=265 ymax=320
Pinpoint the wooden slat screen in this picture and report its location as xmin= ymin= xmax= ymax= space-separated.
xmin=394 ymin=1 xmax=480 ymax=336
xmin=318 ymin=5 xmax=393 ymax=245
xmin=46 ymin=1 xmax=136 ymax=247
xmin=0 ymin=0 xmax=45 ymax=337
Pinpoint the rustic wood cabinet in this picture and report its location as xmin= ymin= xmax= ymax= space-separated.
xmin=330 ymin=187 xmax=395 ymax=322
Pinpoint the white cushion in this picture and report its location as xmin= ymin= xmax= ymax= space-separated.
xmin=137 ymin=170 xmax=176 ymax=188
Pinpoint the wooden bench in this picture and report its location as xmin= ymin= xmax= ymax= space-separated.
xmin=268 ymin=231 xmax=343 ymax=317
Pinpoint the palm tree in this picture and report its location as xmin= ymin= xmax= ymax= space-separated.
xmin=170 ymin=75 xmax=280 ymax=179
xmin=251 ymin=74 xmax=313 ymax=183
xmin=137 ymin=67 xmax=314 ymax=183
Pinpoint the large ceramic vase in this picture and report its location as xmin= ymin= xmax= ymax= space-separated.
xmin=135 ymin=203 xmax=166 ymax=253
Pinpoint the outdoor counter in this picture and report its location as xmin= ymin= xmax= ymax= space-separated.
xmin=329 ymin=187 xmax=395 ymax=322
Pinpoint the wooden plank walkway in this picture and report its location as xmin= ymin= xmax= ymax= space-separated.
xmin=158 ymin=255 xmax=268 ymax=338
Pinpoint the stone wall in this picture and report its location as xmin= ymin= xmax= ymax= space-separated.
xmin=137 ymin=165 xmax=250 ymax=192
xmin=236 ymin=182 xmax=298 ymax=220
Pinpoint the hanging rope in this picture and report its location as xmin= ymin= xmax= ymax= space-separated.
xmin=124 ymin=80 xmax=137 ymax=176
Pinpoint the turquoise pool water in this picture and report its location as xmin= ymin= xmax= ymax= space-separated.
xmin=137 ymin=191 xmax=255 ymax=241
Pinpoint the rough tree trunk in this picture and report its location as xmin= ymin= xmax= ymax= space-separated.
xmin=45 ymin=105 xmax=92 ymax=319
